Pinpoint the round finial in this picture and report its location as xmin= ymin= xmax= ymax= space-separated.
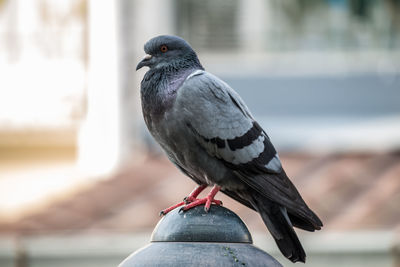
xmin=151 ymin=205 xmax=252 ymax=243
xmin=119 ymin=205 xmax=283 ymax=267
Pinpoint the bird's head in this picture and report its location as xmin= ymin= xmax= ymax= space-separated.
xmin=136 ymin=35 xmax=203 ymax=71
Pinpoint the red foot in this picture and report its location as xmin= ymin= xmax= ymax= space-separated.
xmin=183 ymin=184 xmax=207 ymax=204
xmin=159 ymin=201 xmax=185 ymax=216
xmin=159 ymin=185 xmax=222 ymax=215
xmin=159 ymin=184 xmax=207 ymax=216
xmin=181 ymin=195 xmax=222 ymax=212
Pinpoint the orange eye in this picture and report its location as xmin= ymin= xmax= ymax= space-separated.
xmin=160 ymin=45 xmax=168 ymax=53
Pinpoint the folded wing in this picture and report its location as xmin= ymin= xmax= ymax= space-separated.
xmin=175 ymin=71 xmax=322 ymax=229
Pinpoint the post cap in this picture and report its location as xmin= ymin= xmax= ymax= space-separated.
xmin=151 ymin=204 xmax=253 ymax=243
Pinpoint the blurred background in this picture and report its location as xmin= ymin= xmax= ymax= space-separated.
xmin=0 ymin=0 xmax=399 ymax=266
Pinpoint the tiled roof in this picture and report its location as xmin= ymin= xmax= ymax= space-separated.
xmin=1 ymin=152 xmax=399 ymax=234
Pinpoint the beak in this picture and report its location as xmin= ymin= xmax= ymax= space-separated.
xmin=136 ymin=54 xmax=152 ymax=71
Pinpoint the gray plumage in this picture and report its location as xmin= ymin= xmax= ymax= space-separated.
xmin=137 ymin=35 xmax=323 ymax=263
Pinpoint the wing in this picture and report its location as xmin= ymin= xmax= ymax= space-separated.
xmin=165 ymin=151 xmax=205 ymax=185
xmin=175 ymin=70 xmax=309 ymax=214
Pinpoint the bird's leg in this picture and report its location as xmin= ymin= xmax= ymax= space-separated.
xmin=181 ymin=185 xmax=222 ymax=212
xmin=183 ymin=184 xmax=207 ymax=204
xmin=159 ymin=184 xmax=207 ymax=216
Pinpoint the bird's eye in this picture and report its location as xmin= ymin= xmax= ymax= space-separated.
xmin=160 ymin=45 xmax=168 ymax=53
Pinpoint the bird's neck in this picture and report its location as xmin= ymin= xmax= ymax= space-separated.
xmin=141 ymin=67 xmax=200 ymax=116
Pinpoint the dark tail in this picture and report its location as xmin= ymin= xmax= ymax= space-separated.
xmin=250 ymin=193 xmax=307 ymax=263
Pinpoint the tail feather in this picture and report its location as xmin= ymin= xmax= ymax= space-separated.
xmin=289 ymin=212 xmax=322 ymax=232
xmin=250 ymin=193 xmax=306 ymax=263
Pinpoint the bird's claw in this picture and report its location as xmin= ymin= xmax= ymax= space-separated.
xmin=204 ymin=200 xmax=222 ymax=212
xmin=213 ymin=200 xmax=223 ymax=206
xmin=183 ymin=196 xmax=190 ymax=204
xmin=158 ymin=201 xmax=185 ymax=216
xmin=183 ymin=195 xmax=196 ymax=204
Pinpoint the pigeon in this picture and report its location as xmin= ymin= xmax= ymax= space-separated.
xmin=136 ymin=35 xmax=323 ymax=263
